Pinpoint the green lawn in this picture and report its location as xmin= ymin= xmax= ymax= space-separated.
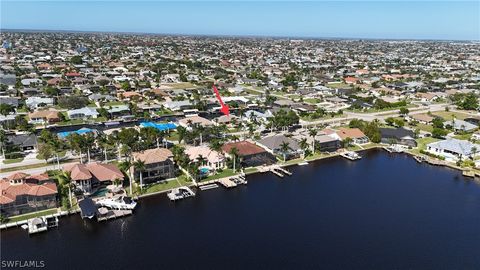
xmin=3 ymin=158 xmax=25 ymax=164
xmin=432 ymin=111 xmax=472 ymax=120
xmin=409 ymin=137 xmax=441 ymax=155
xmin=453 ymin=133 xmax=472 ymax=140
xmin=201 ymin=168 xmax=237 ymax=181
xmin=164 ymin=82 xmax=196 ymax=89
xmin=304 ymin=98 xmax=321 ymax=104
xmin=142 ymin=175 xmax=190 ymax=194
xmin=244 ymin=167 xmax=258 ymax=174
xmin=4 ymin=208 xmax=59 ymax=224
xmin=165 ymin=131 xmax=180 ymax=142
xmin=105 ymin=101 xmax=126 ymax=106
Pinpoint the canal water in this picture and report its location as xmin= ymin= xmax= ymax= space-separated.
xmin=2 ymin=149 xmax=480 ymax=270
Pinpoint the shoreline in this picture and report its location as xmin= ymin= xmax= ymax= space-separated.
xmin=2 ymin=145 xmax=478 ymax=231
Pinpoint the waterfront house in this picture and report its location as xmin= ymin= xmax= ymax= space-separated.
xmin=7 ymin=133 xmax=38 ymax=152
xmin=426 ymin=138 xmax=480 ymax=161
xmin=64 ymin=162 xmax=124 ymax=194
xmin=67 ymin=107 xmax=99 ymax=120
xmin=336 ymin=128 xmax=369 ymax=144
xmin=257 ymin=134 xmax=302 ymax=160
xmin=131 ymin=148 xmax=175 ymax=185
xmin=185 ymin=145 xmax=226 ymax=171
xmin=0 ymin=172 xmax=58 ymax=217
xmin=222 ymin=141 xmax=274 ymax=167
xmin=316 ymin=135 xmax=341 ymax=152
xmin=379 ymin=127 xmax=417 ymax=147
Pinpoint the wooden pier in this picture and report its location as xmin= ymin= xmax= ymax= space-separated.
xmin=97 ymin=209 xmax=133 ymax=222
xmin=218 ymin=178 xmax=237 ymax=188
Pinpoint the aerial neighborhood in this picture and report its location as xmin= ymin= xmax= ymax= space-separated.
xmin=1 ymin=32 xmax=480 ymax=224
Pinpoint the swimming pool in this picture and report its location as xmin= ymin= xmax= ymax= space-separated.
xmin=199 ymin=167 xmax=210 ymax=175
xmin=140 ymin=122 xmax=177 ymax=131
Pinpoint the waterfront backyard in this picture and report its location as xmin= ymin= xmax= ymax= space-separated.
xmin=2 ymin=149 xmax=480 ymax=270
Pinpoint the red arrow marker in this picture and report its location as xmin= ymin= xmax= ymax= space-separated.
xmin=212 ymin=84 xmax=230 ymax=116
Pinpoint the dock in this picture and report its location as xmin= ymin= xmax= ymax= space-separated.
xmin=97 ymin=208 xmax=133 ymax=222
xmin=276 ymin=166 xmax=292 ymax=176
xmin=340 ymin=151 xmax=361 ymax=161
xmin=199 ymin=183 xmax=219 ymax=190
xmin=219 ymin=178 xmax=237 ymax=188
xmin=167 ymin=186 xmax=196 ymax=201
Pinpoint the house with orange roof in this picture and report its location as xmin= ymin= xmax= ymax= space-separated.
xmin=185 ymin=145 xmax=225 ymax=171
xmin=336 ymin=128 xmax=369 ymax=144
xmin=344 ymin=76 xmax=359 ymax=84
xmin=0 ymin=172 xmax=58 ymax=216
xmin=64 ymin=162 xmax=124 ymax=193
xmin=28 ymin=110 xmax=61 ymax=125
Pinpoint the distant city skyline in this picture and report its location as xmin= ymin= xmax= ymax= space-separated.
xmin=1 ymin=1 xmax=479 ymax=41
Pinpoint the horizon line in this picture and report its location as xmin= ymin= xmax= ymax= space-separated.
xmin=1 ymin=28 xmax=479 ymax=43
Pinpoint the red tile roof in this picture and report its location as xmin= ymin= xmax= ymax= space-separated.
xmin=221 ymin=141 xmax=266 ymax=156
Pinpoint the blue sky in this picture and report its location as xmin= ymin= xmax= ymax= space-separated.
xmin=1 ymin=1 xmax=479 ymax=40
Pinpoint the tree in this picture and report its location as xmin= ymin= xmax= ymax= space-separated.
xmin=70 ymin=55 xmax=83 ymax=65
xmin=299 ymin=138 xmax=309 ymax=159
xmin=385 ymin=117 xmax=395 ymax=126
xmin=118 ymin=160 xmax=132 ymax=194
xmin=308 ymin=128 xmax=318 ymax=152
xmin=229 ymin=147 xmax=239 ymax=173
xmin=343 ymin=137 xmax=353 ymax=148
xmin=37 ymin=143 xmax=54 ymax=163
xmin=432 ymin=128 xmax=448 ymax=139
xmin=0 ymin=104 xmax=14 ymax=116
xmin=458 ymin=93 xmax=478 ymax=110
xmin=177 ymin=126 xmax=187 ymax=144
xmin=399 ymin=107 xmax=409 ymax=116
xmin=57 ymin=171 xmax=73 ymax=208
xmin=133 ymin=160 xmax=146 ymax=189
xmin=394 ymin=119 xmax=405 ymax=127
xmin=279 ymin=141 xmax=290 ymax=162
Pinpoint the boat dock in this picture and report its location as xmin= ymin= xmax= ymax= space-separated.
xmin=199 ymin=183 xmax=219 ymax=190
xmin=167 ymin=186 xmax=196 ymax=201
xmin=258 ymin=165 xmax=293 ymax=178
xmin=97 ymin=208 xmax=133 ymax=222
xmin=341 ymin=151 xmax=361 ymax=161
xmin=219 ymin=178 xmax=237 ymax=188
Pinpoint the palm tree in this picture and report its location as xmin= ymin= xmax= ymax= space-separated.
xmin=118 ymin=160 xmax=132 ymax=194
xmin=299 ymin=138 xmax=308 ymax=159
xmin=133 ymin=160 xmax=146 ymax=189
xmin=57 ymin=171 xmax=73 ymax=208
xmin=308 ymin=128 xmax=318 ymax=152
xmin=177 ymin=126 xmax=187 ymax=144
xmin=229 ymin=147 xmax=239 ymax=173
xmin=197 ymin=154 xmax=206 ymax=167
xmin=84 ymin=133 xmax=95 ymax=163
xmin=279 ymin=141 xmax=290 ymax=162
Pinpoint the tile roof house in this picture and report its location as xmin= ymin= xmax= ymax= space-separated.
xmin=336 ymin=128 xmax=369 ymax=144
xmin=131 ymin=148 xmax=175 ymax=185
xmin=426 ymin=138 xmax=480 ymax=161
xmin=28 ymin=110 xmax=60 ymax=124
xmin=64 ymin=162 xmax=124 ymax=193
xmin=178 ymin=115 xmax=214 ymax=129
xmin=0 ymin=173 xmax=58 ymax=216
xmin=185 ymin=145 xmax=225 ymax=170
xmin=257 ymin=134 xmax=302 ymax=159
xmin=222 ymin=141 xmax=274 ymax=166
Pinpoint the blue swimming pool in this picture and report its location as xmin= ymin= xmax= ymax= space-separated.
xmin=140 ymin=122 xmax=177 ymax=131
xmin=199 ymin=168 xmax=210 ymax=175
xmin=58 ymin=128 xmax=96 ymax=138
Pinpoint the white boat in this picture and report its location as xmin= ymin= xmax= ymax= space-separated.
xmin=96 ymin=196 xmax=137 ymax=210
xmin=341 ymin=151 xmax=361 ymax=161
xmin=27 ymin=217 xmax=48 ymax=234
xmin=298 ymin=161 xmax=309 ymax=166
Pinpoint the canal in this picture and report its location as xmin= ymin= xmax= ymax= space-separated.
xmin=2 ymin=149 xmax=480 ymax=270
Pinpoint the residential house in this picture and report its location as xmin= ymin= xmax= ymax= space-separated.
xmin=25 ymin=97 xmax=54 ymax=109
xmin=28 ymin=110 xmax=60 ymax=125
xmin=379 ymin=127 xmax=417 ymax=147
xmin=131 ymin=148 xmax=175 ymax=185
xmin=64 ymin=162 xmax=124 ymax=193
xmin=257 ymin=134 xmax=302 ymax=159
xmin=185 ymin=145 xmax=226 ymax=171
xmin=336 ymin=128 xmax=369 ymax=144
xmin=426 ymin=138 xmax=480 ymax=161
xmin=444 ymin=119 xmax=478 ymax=132
xmin=0 ymin=172 xmax=58 ymax=216
xmin=67 ymin=107 xmax=99 ymax=120
xmin=222 ymin=141 xmax=274 ymax=167
xmin=178 ymin=115 xmax=214 ymax=129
